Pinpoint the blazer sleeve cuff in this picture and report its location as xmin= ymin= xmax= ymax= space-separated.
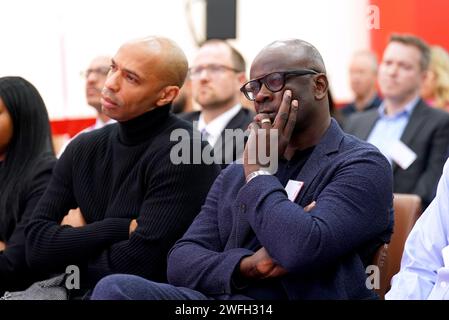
xmin=219 ymin=248 xmax=254 ymax=295
xmin=235 ymin=175 xmax=285 ymax=215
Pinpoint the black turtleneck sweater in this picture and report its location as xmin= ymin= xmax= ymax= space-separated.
xmin=25 ymin=105 xmax=220 ymax=288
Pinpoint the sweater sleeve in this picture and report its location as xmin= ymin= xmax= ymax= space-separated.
xmin=0 ymin=156 xmax=55 ymax=292
xmin=25 ymin=140 xmax=131 ymax=274
xmin=85 ymin=145 xmax=220 ymax=285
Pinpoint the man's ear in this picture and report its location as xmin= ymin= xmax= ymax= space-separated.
xmin=314 ymin=74 xmax=329 ymax=101
xmin=237 ymin=72 xmax=247 ymax=85
xmin=156 ymin=86 xmax=180 ymax=106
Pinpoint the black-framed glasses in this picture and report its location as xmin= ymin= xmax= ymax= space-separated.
xmin=240 ymin=69 xmax=319 ymax=101
xmin=189 ymin=64 xmax=240 ymax=79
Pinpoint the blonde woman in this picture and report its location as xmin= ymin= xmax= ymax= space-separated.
xmin=421 ymin=46 xmax=449 ymax=110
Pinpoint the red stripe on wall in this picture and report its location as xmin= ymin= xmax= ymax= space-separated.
xmin=370 ymin=0 xmax=449 ymax=57
xmin=51 ymin=118 xmax=95 ymax=137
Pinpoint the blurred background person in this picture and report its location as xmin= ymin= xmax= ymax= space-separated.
xmin=341 ymin=50 xmax=382 ymax=120
xmin=180 ymin=39 xmax=254 ymax=167
xmin=171 ymin=78 xmax=195 ymax=114
xmin=328 ymin=88 xmax=344 ymax=126
xmin=421 ymin=45 xmax=449 ymax=111
xmin=83 ymin=55 xmax=115 ymax=129
xmin=345 ymin=34 xmax=449 ymax=209
xmin=0 ymin=77 xmax=56 ymax=294
xmin=57 ymin=55 xmax=115 ymax=156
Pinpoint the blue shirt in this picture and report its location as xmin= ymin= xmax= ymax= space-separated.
xmin=367 ymin=97 xmax=419 ymax=164
xmin=386 ymin=158 xmax=449 ymax=300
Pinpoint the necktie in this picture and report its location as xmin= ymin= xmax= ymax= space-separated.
xmin=200 ymin=128 xmax=209 ymax=142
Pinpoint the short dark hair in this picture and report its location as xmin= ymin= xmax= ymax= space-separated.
xmin=389 ymin=34 xmax=430 ymax=71
xmin=200 ymin=39 xmax=246 ymax=72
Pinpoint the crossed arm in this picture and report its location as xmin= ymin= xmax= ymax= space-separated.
xmin=60 ymin=208 xmax=137 ymax=235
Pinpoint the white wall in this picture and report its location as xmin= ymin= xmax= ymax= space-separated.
xmin=0 ymin=0 xmax=371 ymax=120
xmin=236 ymin=0 xmax=371 ymax=104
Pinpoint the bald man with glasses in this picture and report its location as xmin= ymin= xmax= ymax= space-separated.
xmin=179 ymin=39 xmax=254 ymax=168
xmin=92 ymin=39 xmax=394 ymax=300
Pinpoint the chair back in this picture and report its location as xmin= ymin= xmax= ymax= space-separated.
xmin=373 ymin=193 xmax=422 ymax=298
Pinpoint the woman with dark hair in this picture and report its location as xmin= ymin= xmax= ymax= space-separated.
xmin=0 ymin=76 xmax=56 ymax=294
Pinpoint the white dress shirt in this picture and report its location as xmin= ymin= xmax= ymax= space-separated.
xmin=367 ymin=97 xmax=418 ymax=165
xmin=386 ymin=158 xmax=449 ymax=300
xmin=197 ymin=104 xmax=242 ymax=147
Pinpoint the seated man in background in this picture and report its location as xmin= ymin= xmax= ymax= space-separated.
xmin=386 ymin=158 xmax=449 ymax=300
xmin=171 ymin=77 xmax=194 ymax=114
xmin=345 ymin=34 xmax=449 ymax=209
xmin=341 ymin=50 xmax=382 ymax=120
xmin=57 ymin=55 xmax=115 ymax=156
xmin=91 ymin=38 xmax=393 ymax=300
xmin=81 ymin=55 xmax=116 ymax=130
xmin=25 ymin=36 xmax=220 ymax=297
xmin=180 ymin=40 xmax=254 ymax=167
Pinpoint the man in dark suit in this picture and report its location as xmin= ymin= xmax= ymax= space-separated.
xmin=180 ymin=40 xmax=254 ymax=167
xmin=92 ymin=38 xmax=393 ymax=300
xmin=345 ymin=34 xmax=449 ymax=209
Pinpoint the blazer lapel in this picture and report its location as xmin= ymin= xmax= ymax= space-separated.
xmin=400 ymin=100 xmax=427 ymax=146
xmin=294 ymin=120 xmax=343 ymax=204
xmin=233 ymin=120 xmax=343 ymax=247
xmin=219 ymin=107 xmax=252 ymax=143
xmin=357 ymin=110 xmax=379 ymax=140
xmin=216 ymin=107 xmax=253 ymax=164
xmin=392 ymin=100 xmax=427 ymax=172
xmin=224 ymin=107 xmax=248 ymax=130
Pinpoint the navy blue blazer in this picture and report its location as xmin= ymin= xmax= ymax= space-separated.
xmin=167 ymin=119 xmax=393 ymax=299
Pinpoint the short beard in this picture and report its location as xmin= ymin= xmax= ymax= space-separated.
xmin=199 ymin=95 xmax=236 ymax=111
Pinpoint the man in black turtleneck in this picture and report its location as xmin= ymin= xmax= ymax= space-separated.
xmin=25 ymin=36 xmax=220 ymax=296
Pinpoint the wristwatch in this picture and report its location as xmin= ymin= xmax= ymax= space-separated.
xmin=246 ymin=169 xmax=272 ymax=183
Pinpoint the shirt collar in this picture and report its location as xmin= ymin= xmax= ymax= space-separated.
xmin=197 ymin=104 xmax=242 ymax=146
xmin=378 ymin=96 xmax=420 ymax=119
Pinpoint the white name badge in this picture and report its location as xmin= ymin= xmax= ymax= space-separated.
xmin=285 ymin=180 xmax=304 ymax=202
xmin=388 ymin=140 xmax=417 ymax=170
